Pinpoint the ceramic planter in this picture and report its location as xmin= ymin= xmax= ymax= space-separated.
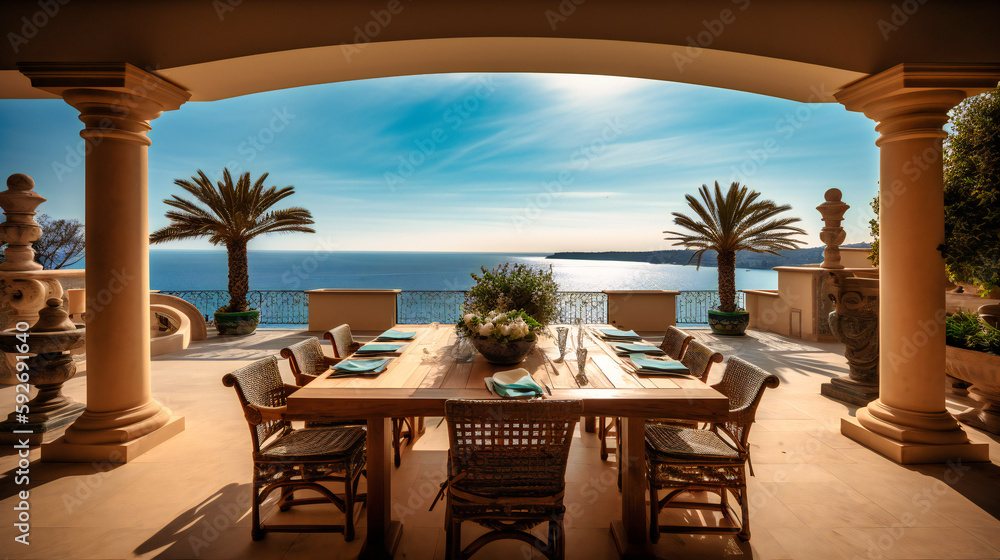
xmin=707 ymin=309 xmax=750 ymax=336
xmin=214 ymin=310 xmax=260 ymax=335
xmin=470 ymin=337 xmax=537 ymax=365
xmin=945 ymin=345 xmax=1000 ymax=435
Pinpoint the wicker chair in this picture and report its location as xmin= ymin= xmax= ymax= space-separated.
xmin=599 ymin=326 xmax=696 ymax=460
xmin=222 ymin=356 xmax=367 ymax=541
xmin=660 ymin=326 xmax=694 ymax=360
xmin=281 ymin=336 xmax=417 ymax=467
xmin=646 ymin=356 xmax=779 ymax=542
xmin=324 ymin=323 xmax=362 ymax=358
xmin=681 ymin=339 xmax=725 ymax=381
xmin=437 ymin=399 xmax=582 ymax=560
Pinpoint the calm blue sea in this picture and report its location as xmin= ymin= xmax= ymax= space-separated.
xmin=145 ymin=250 xmax=778 ymax=293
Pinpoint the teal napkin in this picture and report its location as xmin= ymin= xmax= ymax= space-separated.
xmin=332 ymin=358 xmax=391 ymax=373
xmin=628 ymin=353 xmax=690 ymax=374
xmin=356 ymin=343 xmax=403 ymax=353
xmin=611 ymin=342 xmax=665 ymax=355
xmin=490 ymin=374 xmax=544 ymax=398
xmin=598 ymin=328 xmax=641 ymax=339
xmin=376 ymin=329 xmax=416 ymax=340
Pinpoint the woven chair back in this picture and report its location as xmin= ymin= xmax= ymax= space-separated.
xmin=660 ymin=326 xmax=694 ymax=360
xmin=713 ymin=356 xmax=780 ymax=447
xmin=444 ymin=399 xmax=582 ymax=497
xmin=680 ymin=339 xmax=724 ymax=380
xmin=280 ymin=337 xmax=327 ymax=383
xmin=326 ymin=324 xmax=356 ymax=358
xmin=222 ymin=356 xmax=288 ymax=451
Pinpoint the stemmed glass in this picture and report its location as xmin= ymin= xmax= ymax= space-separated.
xmin=575 ymin=347 xmax=588 ymax=386
xmin=555 ymin=327 xmax=569 ymax=362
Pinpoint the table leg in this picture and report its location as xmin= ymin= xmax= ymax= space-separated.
xmin=361 ymin=417 xmax=402 ymax=560
xmin=584 ymin=416 xmax=597 ymax=433
xmin=611 ymin=417 xmax=653 ymax=559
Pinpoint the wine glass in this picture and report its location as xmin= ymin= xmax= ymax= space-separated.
xmin=555 ymin=327 xmax=569 ymax=362
xmin=575 ymin=347 xmax=588 ymax=386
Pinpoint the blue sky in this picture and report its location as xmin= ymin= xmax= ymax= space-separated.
xmin=0 ymin=73 xmax=880 ymax=253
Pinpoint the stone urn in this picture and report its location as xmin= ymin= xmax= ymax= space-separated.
xmin=0 ymin=298 xmax=85 ymax=444
xmin=946 ymin=345 xmax=1000 ymax=435
xmin=470 ymin=337 xmax=537 ymax=365
xmin=822 ymin=272 xmax=880 ymax=406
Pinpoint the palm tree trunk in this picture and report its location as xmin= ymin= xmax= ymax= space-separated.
xmin=717 ymin=250 xmax=737 ymax=313
xmin=227 ymin=239 xmax=249 ymax=311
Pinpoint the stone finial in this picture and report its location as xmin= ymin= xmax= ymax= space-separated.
xmin=817 ymin=188 xmax=849 ymax=269
xmin=0 ymin=173 xmax=46 ymax=271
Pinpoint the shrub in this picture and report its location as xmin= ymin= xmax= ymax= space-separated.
xmin=464 ymin=263 xmax=559 ymax=326
xmin=946 ymin=311 xmax=1000 ymax=355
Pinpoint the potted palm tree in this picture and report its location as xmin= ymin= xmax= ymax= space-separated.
xmin=665 ymin=181 xmax=806 ymax=335
xmin=150 ymin=168 xmax=315 ymax=335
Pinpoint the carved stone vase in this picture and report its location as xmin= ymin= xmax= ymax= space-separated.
xmin=821 ymin=272 xmax=880 ymax=406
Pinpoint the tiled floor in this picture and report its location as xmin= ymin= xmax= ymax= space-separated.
xmin=1 ymin=328 xmax=999 ymax=559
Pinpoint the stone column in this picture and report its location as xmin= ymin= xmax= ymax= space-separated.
xmin=835 ymin=63 xmax=1000 ymax=464
xmin=19 ymin=63 xmax=191 ymax=463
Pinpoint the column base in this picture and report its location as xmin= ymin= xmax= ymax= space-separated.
xmin=41 ymin=415 xmax=184 ymax=463
xmin=821 ymin=376 xmax=880 ymax=407
xmin=0 ymin=401 xmax=86 ymax=446
xmin=841 ymin=417 xmax=988 ymax=464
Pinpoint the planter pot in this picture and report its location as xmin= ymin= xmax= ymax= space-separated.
xmin=214 ymin=310 xmax=260 ymax=335
xmin=945 ymin=345 xmax=1000 ymax=435
xmin=470 ymin=337 xmax=537 ymax=365
xmin=707 ymin=309 xmax=750 ymax=336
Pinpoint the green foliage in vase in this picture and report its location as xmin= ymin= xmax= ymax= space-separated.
xmin=943 ymin=85 xmax=1000 ymax=295
xmin=946 ymin=311 xmax=1000 ymax=355
xmin=665 ymin=181 xmax=807 ymax=313
xmin=464 ymin=263 xmax=559 ymax=326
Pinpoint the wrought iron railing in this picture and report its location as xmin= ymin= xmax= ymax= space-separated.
xmin=395 ymin=291 xmax=609 ymax=324
xmin=160 ymin=289 xmax=731 ymax=327
xmin=158 ymin=290 xmax=310 ymax=326
xmin=675 ymin=290 xmax=746 ymax=325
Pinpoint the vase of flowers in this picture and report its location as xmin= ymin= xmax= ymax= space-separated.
xmin=457 ymin=309 xmax=542 ymax=365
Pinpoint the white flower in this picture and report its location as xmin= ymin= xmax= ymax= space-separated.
xmin=500 ymin=323 xmax=513 ymax=336
xmin=463 ymin=313 xmax=476 ymax=326
xmin=478 ymin=322 xmax=494 ymax=337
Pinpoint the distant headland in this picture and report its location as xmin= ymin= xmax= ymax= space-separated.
xmin=546 ymin=243 xmax=872 ymax=270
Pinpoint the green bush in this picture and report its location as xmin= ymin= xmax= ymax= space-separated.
xmin=464 ymin=263 xmax=559 ymax=326
xmin=946 ymin=311 xmax=1000 ymax=355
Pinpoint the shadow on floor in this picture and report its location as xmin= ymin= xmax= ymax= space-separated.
xmin=133 ymin=482 xmax=253 ymax=558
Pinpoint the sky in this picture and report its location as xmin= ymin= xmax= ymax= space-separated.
xmin=0 ymin=72 xmax=881 ymax=253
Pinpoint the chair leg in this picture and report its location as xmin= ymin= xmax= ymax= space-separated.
xmin=738 ymin=467 xmax=751 ymax=541
xmin=392 ymin=418 xmax=403 ymax=467
xmin=251 ymin=480 xmax=264 ymax=541
xmin=550 ymin=518 xmax=566 ymax=560
xmin=615 ymin=418 xmax=622 ymax=491
xmin=278 ymin=485 xmax=293 ymax=512
xmin=649 ymin=477 xmax=659 ymax=544
xmin=344 ymin=467 xmax=356 ymax=542
xmin=446 ymin=516 xmax=462 ymax=560
xmin=598 ymin=416 xmax=609 ymax=461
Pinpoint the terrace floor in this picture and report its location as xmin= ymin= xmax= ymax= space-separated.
xmin=2 ymin=328 xmax=999 ymax=560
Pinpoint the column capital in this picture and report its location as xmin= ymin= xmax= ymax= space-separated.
xmin=18 ymin=62 xmax=191 ymax=146
xmin=836 ymin=63 xmax=1000 ymax=146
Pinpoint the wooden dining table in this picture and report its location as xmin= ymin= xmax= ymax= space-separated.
xmin=286 ymin=324 xmax=729 ymax=559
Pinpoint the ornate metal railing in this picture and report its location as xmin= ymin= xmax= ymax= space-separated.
xmin=675 ymin=290 xmax=746 ymax=325
xmin=395 ymin=291 xmax=609 ymax=324
xmin=161 ymin=289 xmax=733 ymax=327
xmin=158 ymin=290 xmax=310 ymax=326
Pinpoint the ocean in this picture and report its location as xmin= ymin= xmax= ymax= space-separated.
xmin=146 ymin=250 xmax=779 ymax=293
